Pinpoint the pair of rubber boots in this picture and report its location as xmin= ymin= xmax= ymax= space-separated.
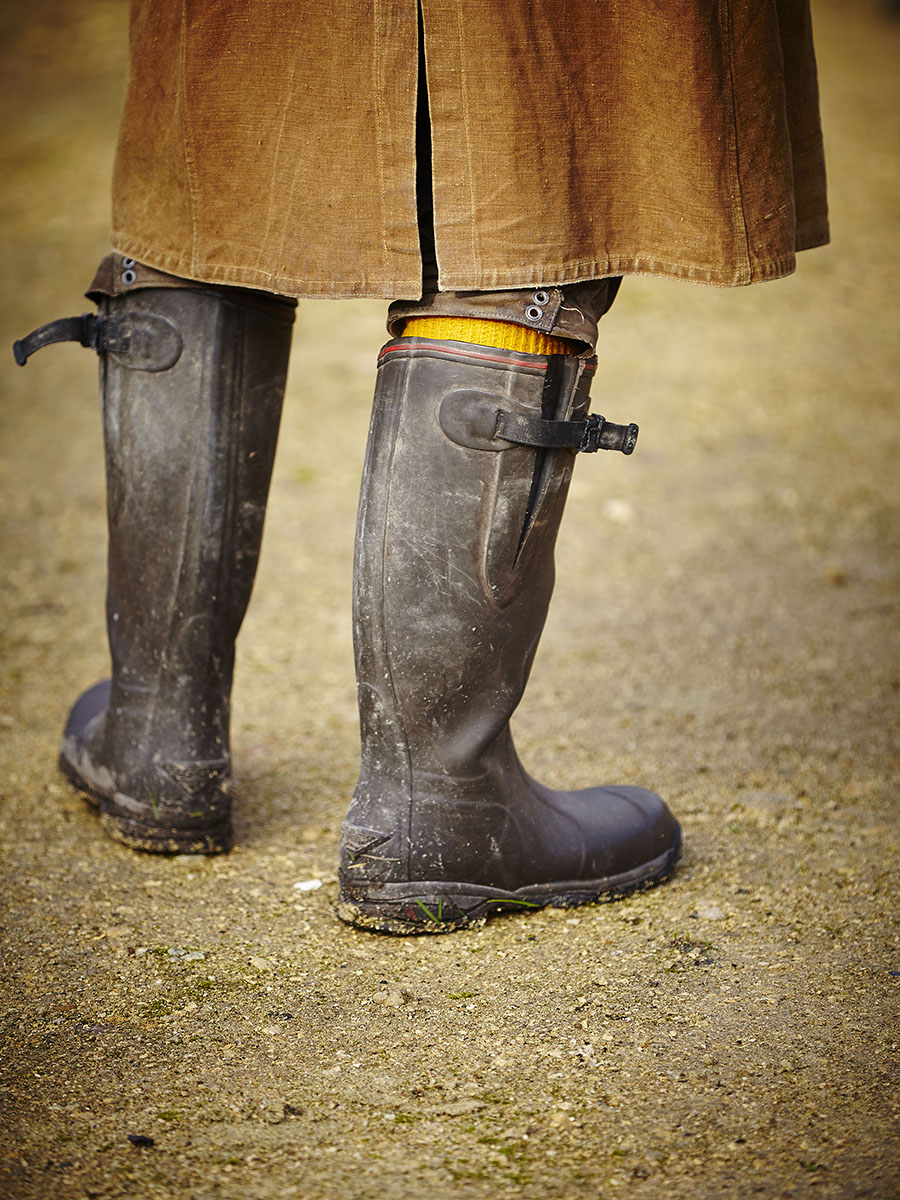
xmin=18 ymin=272 xmax=680 ymax=933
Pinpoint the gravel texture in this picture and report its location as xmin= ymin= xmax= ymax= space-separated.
xmin=1 ymin=3 xmax=898 ymax=1197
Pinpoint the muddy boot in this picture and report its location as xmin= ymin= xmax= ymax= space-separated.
xmin=17 ymin=260 xmax=294 ymax=852
xmin=339 ymin=337 xmax=680 ymax=932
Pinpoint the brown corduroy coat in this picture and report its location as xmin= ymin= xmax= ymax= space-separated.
xmin=111 ymin=0 xmax=829 ymax=300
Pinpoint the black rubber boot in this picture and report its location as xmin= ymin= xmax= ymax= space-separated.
xmin=339 ymin=337 xmax=681 ymax=932
xmin=51 ymin=282 xmax=294 ymax=852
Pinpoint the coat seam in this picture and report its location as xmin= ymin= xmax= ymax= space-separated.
xmin=257 ymin=45 xmax=298 ymax=275
xmin=178 ymin=0 xmax=201 ymax=278
xmin=453 ymin=0 xmax=480 ymax=279
xmin=373 ymin=0 xmax=391 ymax=286
xmin=720 ymin=0 xmax=753 ymax=285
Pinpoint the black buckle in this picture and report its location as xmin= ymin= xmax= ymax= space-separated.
xmin=579 ymin=414 xmax=605 ymax=452
xmin=578 ymin=414 xmax=639 ymax=455
xmin=446 ymin=396 xmax=640 ymax=457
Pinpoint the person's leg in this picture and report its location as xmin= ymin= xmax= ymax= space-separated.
xmin=17 ymin=256 xmax=294 ymax=852
xmin=338 ymin=284 xmax=680 ymax=933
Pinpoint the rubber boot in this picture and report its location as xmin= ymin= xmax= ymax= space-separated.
xmin=339 ymin=337 xmax=681 ymax=932
xmin=52 ymin=281 xmax=294 ymax=852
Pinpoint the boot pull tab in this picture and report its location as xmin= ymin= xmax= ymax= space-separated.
xmin=13 ymin=311 xmax=183 ymax=372
xmin=13 ymin=314 xmax=97 ymax=365
xmin=439 ymin=388 xmax=639 ymax=455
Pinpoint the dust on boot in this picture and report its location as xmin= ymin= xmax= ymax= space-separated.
xmin=339 ymin=335 xmax=681 ymax=933
xmin=15 ymin=256 xmax=294 ymax=852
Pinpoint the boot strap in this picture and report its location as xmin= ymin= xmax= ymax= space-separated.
xmin=13 ymin=312 xmax=183 ymax=371
xmin=439 ymin=388 xmax=638 ymax=455
xmin=496 ymin=410 xmax=638 ymax=455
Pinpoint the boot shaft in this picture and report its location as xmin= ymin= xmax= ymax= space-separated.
xmin=354 ymin=337 xmax=595 ymax=772
xmin=348 ymin=338 xmax=597 ymax=885
xmin=30 ymin=269 xmax=296 ymax=853
xmin=99 ymin=284 xmax=293 ymax=763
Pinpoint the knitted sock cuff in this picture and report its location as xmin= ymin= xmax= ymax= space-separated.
xmin=399 ymin=316 xmax=578 ymax=356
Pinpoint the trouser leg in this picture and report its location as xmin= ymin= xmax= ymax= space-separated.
xmin=387 ymin=276 xmax=622 ymax=354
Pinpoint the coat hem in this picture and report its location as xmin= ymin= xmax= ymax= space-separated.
xmin=110 ymin=235 xmax=829 ymax=301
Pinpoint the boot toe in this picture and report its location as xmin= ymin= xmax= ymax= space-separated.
xmin=59 ymin=680 xmax=113 ymax=804
xmin=562 ymin=783 xmax=681 ymax=883
xmin=62 ymin=679 xmax=111 ymax=741
xmin=603 ymin=784 xmax=681 ymax=854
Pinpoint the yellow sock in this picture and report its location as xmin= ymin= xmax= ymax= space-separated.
xmin=400 ymin=316 xmax=577 ymax=356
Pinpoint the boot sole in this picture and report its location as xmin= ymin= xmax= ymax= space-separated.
xmin=58 ymin=752 xmax=232 ymax=855
xmin=337 ymin=839 xmax=681 ymax=935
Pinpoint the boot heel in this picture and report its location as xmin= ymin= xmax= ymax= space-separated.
xmin=337 ymin=890 xmax=489 ymax=935
xmin=98 ymin=802 xmax=232 ymax=855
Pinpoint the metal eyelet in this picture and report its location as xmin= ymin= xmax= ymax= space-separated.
xmin=122 ymin=269 xmax=137 ymax=286
xmin=532 ymin=290 xmax=550 ymax=306
xmin=525 ymin=305 xmax=543 ymax=322
xmin=121 ymin=257 xmax=136 ymax=268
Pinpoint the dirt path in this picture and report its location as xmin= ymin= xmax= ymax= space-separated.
xmin=1 ymin=3 xmax=898 ymax=1197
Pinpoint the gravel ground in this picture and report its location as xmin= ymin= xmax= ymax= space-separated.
xmin=1 ymin=3 xmax=898 ymax=1198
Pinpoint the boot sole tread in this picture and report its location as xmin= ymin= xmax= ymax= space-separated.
xmin=337 ymin=842 xmax=681 ymax=935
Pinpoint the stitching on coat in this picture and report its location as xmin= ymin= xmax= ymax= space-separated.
xmin=109 ymin=235 xmax=801 ymax=295
xmin=372 ymin=0 xmax=390 ymax=284
xmin=720 ymin=0 xmax=752 ymax=285
xmin=258 ymin=40 xmax=299 ymax=273
xmin=178 ymin=0 xmax=202 ymax=277
xmin=454 ymin=0 xmax=480 ymax=276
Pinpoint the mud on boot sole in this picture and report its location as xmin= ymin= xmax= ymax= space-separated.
xmin=337 ymin=839 xmax=682 ymax=935
xmin=58 ymin=749 xmax=233 ymax=855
